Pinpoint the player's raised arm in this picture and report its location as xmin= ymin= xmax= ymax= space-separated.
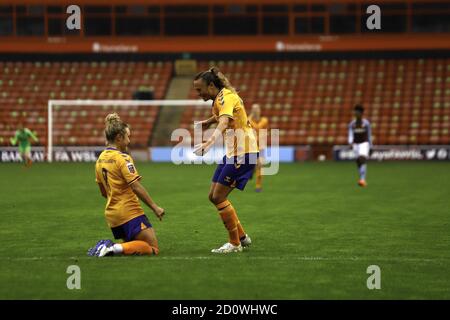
xmin=194 ymin=116 xmax=229 ymax=156
xmin=204 ymin=115 xmax=218 ymax=125
xmin=195 ymin=115 xmax=217 ymax=131
xmin=130 ymin=180 xmax=165 ymax=221
xmin=208 ymin=115 xmax=229 ymax=144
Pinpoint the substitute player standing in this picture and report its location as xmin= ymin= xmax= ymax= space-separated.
xmin=249 ymin=103 xmax=269 ymax=192
xmin=88 ymin=113 xmax=165 ymax=257
xmin=193 ymin=67 xmax=257 ymax=253
xmin=348 ymin=105 xmax=372 ymax=187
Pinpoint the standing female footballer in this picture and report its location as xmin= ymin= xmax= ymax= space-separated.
xmin=88 ymin=113 xmax=165 ymax=257
xmin=193 ymin=67 xmax=258 ymax=253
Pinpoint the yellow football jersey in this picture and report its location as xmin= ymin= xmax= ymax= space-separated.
xmin=95 ymin=147 xmax=144 ymax=228
xmin=249 ymin=116 xmax=269 ymax=145
xmin=212 ymin=88 xmax=259 ymax=157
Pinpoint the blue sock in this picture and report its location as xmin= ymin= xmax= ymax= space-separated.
xmin=359 ymin=164 xmax=367 ymax=180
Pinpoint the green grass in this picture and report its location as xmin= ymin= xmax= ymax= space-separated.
xmin=0 ymin=161 xmax=449 ymax=299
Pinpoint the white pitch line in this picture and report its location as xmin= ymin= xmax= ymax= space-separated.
xmin=1 ymin=256 xmax=448 ymax=262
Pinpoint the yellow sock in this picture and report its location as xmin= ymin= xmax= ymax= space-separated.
xmin=256 ymin=163 xmax=262 ymax=189
xmin=121 ymin=240 xmax=159 ymax=255
xmin=216 ymin=200 xmax=240 ymax=246
xmin=230 ymin=202 xmax=246 ymax=239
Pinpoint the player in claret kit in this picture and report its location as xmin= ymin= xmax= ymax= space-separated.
xmin=193 ymin=67 xmax=257 ymax=253
xmin=88 ymin=113 xmax=165 ymax=257
xmin=348 ymin=105 xmax=372 ymax=187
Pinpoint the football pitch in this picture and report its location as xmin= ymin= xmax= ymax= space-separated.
xmin=0 ymin=161 xmax=449 ymax=299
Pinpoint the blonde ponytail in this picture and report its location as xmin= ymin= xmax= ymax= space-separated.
xmin=104 ymin=113 xmax=129 ymax=143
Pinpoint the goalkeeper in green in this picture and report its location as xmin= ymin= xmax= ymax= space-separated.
xmin=10 ymin=122 xmax=38 ymax=167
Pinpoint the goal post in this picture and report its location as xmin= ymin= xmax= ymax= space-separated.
xmin=47 ymin=99 xmax=211 ymax=162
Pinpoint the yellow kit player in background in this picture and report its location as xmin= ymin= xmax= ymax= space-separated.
xmin=88 ymin=113 xmax=165 ymax=257
xmin=193 ymin=67 xmax=258 ymax=253
xmin=248 ymin=104 xmax=269 ymax=192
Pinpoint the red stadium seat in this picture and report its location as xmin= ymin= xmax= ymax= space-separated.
xmin=1 ymin=61 xmax=173 ymax=146
xmin=185 ymin=58 xmax=450 ymax=146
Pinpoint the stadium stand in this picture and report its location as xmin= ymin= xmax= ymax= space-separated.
xmin=1 ymin=58 xmax=449 ymax=147
xmin=183 ymin=59 xmax=450 ymax=145
xmin=0 ymin=61 xmax=172 ymax=147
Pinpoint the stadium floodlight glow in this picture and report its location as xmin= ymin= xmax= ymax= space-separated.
xmin=47 ymin=99 xmax=210 ymax=162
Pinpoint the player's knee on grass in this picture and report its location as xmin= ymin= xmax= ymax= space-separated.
xmin=135 ymin=228 xmax=159 ymax=250
xmin=151 ymin=246 xmax=160 ymax=255
xmin=122 ymin=240 xmax=159 ymax=255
